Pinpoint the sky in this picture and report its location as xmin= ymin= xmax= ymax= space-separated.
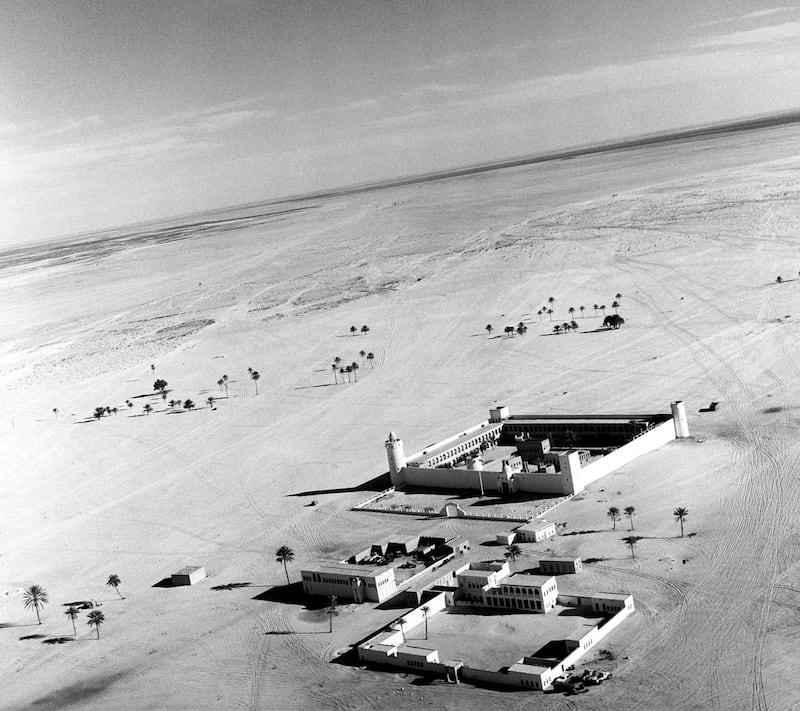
xmin=2 ymin=0 xmax=800 ymax=246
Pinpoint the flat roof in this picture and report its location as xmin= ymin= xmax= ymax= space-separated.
xmin=409 ymin=422 xmax=504 ymax=463
xmin=517 ymin=521 xmax=553 ymax=531
xmin=303 ymin=561 xmax=391 ymax=578
xmin=540 ymin=557 xmax=581 ymax=564
xmin=594 ymin=592 xmax=632 ymax=601
xmin=509 ymin=661 xmax=550 ymax=674
xmin=504 ymin=573 xmax=555 ymax=587
xmin=173 ymin=566 xmax=203 ymax=575
xmin=397 ymin=645 xmax=437 ymax=657
xmin=459 ymin=569 xmax=496 ymax=580
xmin=507 ymin=414 xmax=670 ymax=423
xmin=401 ymin=558 xmax=469 ymax=594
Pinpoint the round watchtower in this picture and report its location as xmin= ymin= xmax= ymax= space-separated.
xmin=385 ymin=431 xmax=407 ymax=483
xmin=671 ymin=401 xmax=690 ymax=438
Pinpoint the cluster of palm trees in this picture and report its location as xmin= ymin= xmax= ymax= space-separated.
xmin=534 ymin=293 xmax=623 ymax=322
xmin=22 ymin=574 xmax=123 ymax=640
xmin=607 ymin=505 xmax=689 ymax=558
xmin=331 ymin=353 xmax=374 ymax=383
xmin=93 ymin=405 xmax=119 ymax=420
xmin=553 ymin=320 xmax=580 ymax=335
xmin=349 ymin=324 xmax=370 ymax=336
xmin=485 ymin=322 xmax=528 ymax=337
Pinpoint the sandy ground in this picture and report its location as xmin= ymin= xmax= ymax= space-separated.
xmin=3 ymin=122 xmax=800 ymax=710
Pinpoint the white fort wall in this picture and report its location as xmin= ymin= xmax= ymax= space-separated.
xmin=570 ymin=417 xmax=677 ymax=493
xmin=388 ymin=404 xmax=686 ymax=496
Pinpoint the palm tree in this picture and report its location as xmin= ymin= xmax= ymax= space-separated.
xmin=217 ymin=378 xmax=224 ymax=392
xmin=673 ymin=507 xmax=689 ymax=537
xmin=607 ymin=506 xmax=621 ymax=530
xmin=623 ymin=536 xmax=640 ymax=559
xmin=127 ymin=401 xmax=133 ymax=412
xmin=276 ymin=545 xmax=294 ymax=585
xmin=339 ymin=367 xmax=346 ymax=382
xmin=568 ymin=307 xmax=575 ymax=318
xmin=65 ymin=605 xmax=79 ymax=636
xmin=153 ymin=379 xmax=168 ymax=393
xmin=143 ymin=403 xmax=153 ymax=415
xmin=150 ymin=364 xmax=156 ymax=376
xmin=251 ymin=370 xmax=260 ymax=395
xmin=367 ymin=352 xmax=375 ymax=368
xmin=593 ymin=303 xmax=599 ymax=317
xmin=161 ymin=392 xmax=167 ymax=403
xmin=579 ymin=305 xmax=585 ymax=318
xmin=111 ymin=407 xmax=118 ymax=415
xmin=612 ymin=300 xmax=620 ymax=314
xmin=505 ymin=543 xmax=522 ymax=562
xmin=361 ymin=325 xmax=370 ymax=336
xmin=570 ymin=320 xmax=579 ymax=332
xmin=183 ymin=399 xmax=195 ymax=410
xmin=331 ymin=364 xmax=338 ymax=384
xmin=553 ymin=324 xmax=562 ymax=335
xmin=776 ymin=276 xmax=783 ymax=284
xmin=327 ymin=595 xmax=339 ymax=633
xmin=53 ymin=408 xmax=58 ymax=420
xmin=87 ymin=609 xmax=105 ymax=639
xmin=222 ymin=374 xmax=229 ymax=398
xmin=207 ymin=396 xmax=215 ymax=409
xmin=23 ymin=584 xmax=48 ymax=624
xmin=485 ymin=324 xmax=493 ymax=335
xmin=350 ymin=362 xmax=359 ymax=382
xmin=548 ymin=296 xmax=555 ymax=310
xmin=106 ymin=574 xmax=124 ymax=599
xmin=504 ymin=325 xmax=515 ymax=337
xmin=600 ymin=304 xmax=607 ymax=315
xmin=397 ymin=616 xmax=407 ymax=642
xmin=421 ymin=605 xmax=431 ymax=639
xmin=94 ymin=406 xmax=105 ymax=420
xmin=624 ymin=505 xmax=636 ymax=530
xmin=359 ymin=349 xmax=366 ymax=363
xmin=537 ymin=309 xmax=543 ymax=321
xmin=547 ymin=308 xmax=554 ymax=321
xmin=333 ymin=356 xmax=342 ymax=367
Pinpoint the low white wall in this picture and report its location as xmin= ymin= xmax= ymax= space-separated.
xmin=574 ymin=419 xmax=676 ymax=492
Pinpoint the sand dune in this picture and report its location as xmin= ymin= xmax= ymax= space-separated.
xmin=3 ymin=121 xmax=800 ymax=709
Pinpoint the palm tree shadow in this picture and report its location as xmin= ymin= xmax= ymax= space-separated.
xmin=0 ymin=622 xmax=39 ymax=629
xmin=293 ymin=384 xmax=336 ymax=390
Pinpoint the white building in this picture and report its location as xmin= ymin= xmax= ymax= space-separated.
xmin=300 ymin=561 xmax=396 ymax=603
xmin=515 ymin=520 xmax=557 ymax=543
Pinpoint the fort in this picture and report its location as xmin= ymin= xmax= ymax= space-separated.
xmin=385 ymin=401 xmax=689 ymax=497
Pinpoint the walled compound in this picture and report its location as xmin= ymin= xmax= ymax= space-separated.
xmin=357 ymin=559 xmax=635 ymax=690
xmin=385 ymin=401 xmax=689 ymax=496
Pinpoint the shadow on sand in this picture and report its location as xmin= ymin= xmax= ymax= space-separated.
xmin=288 ymin=473 xmax=391 ymax=498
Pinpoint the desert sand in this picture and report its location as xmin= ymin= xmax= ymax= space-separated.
xmin=3 ymin=121 xmax=800 ymax=710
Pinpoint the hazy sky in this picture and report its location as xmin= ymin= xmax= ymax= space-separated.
xmin=3 ymin=1 xmax=800 ymax=245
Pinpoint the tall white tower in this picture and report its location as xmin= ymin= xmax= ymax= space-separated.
xmin=385 ymin=431 xmax=407 ymax=483
xmin=671 ymin=401 xmax=690 ymax=438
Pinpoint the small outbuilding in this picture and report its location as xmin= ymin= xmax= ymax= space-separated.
xmin=539 ymin=557 xmax=582 ymax=575
xmin=171 ymin=566 xmax=206 ymax=586
xmin=515 ymin=520 xmax=557 ymax=543
xmin=496 ymin=531 xmax=516 ymax=545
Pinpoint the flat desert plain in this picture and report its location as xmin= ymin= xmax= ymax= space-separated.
xmin=3 ymin=122 xmax=800 ymax=710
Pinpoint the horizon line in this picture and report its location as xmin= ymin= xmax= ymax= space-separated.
xmin=10 ymin=107 xmax=800 ymax=254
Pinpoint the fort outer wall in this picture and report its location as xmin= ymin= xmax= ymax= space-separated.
xmin=567 ymin=416 xmax=678 ymax=493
